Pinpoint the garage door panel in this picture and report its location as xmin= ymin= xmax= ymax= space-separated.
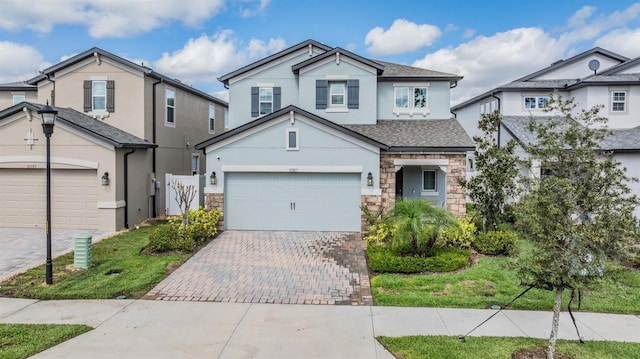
xmin=0 ymin=169 xmax=99 ymax=229
xmin=225 ymin=172 xmax=360 ymax=231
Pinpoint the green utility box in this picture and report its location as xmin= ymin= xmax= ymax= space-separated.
xmin=74 ymin=235 xmax=92 ymax=269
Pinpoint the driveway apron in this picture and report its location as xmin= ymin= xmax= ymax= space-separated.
xmin=146 ymin=231 xmax=372 ymax=305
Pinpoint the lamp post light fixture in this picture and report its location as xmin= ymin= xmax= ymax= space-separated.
xmin=39 ymin=102 xmax=57 ymax=285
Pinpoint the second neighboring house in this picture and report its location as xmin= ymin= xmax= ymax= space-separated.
xmin=452 ymin=47 xmax=640 ymax=216
xmin=0 ymin=48 xmax=228 ymax=232
xmin=196 ymin=39 xmax=474 ymax=232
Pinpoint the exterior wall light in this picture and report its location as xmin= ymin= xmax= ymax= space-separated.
xmin=101 ymin=172 xmax=110 ymax=186
xmin=367 ymin=172 xmax=374 ymax=186
xmin=210 ymin=171 xmax=217 ymax=185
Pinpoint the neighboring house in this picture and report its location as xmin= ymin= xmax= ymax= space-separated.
xmin=0 ymin=81 xmax=37 ymax=109
xmin=452 ymin=47 xmax=640 ymax=216
xmin=195 ymin=39 xmax=474 ymax=232
xmin=0 ymin=48 xmax=228 ymax=231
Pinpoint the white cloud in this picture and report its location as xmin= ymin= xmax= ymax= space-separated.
xmin=0 ymin=0 xmax=225 ymax=38
xmin=238 ymin=0 xmax=272 ymax=17
xmin=152 ymin=30 xmax=286 ymax=85
xmin=413 ymin=28 xmax=564 ymax=105
xmin=0 ymin=42 xmax=51 ymax=83
xmin=560 ymin=3 xmax=640 ymax=45
xmin=462 ymin=28 xmax=476 ymax=39
xmin=595 ymin=28 xmax=640 ymax=58
xmin=365 ymin=19 xmax=441 ymax=55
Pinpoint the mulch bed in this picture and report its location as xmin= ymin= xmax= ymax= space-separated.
xmin=512 ymin=348 xmax=574 ymax=359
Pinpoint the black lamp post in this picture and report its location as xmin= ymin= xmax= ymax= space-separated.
xmin=39 ymin=102 xmax=57 ymax=285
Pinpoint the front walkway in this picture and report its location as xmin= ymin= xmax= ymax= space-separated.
xmin=145 ymin=231 xmax=372 ymax=305
xmin=0 ymin=228 xmax=109 ymax=282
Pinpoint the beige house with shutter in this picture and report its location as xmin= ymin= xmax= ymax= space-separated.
xmin=0 ymin=48 xmax=228 ymax=232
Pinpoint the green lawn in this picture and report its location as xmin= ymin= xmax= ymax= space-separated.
xmin=0 ymin=323 xmax=91 ymax=359
xmin=0 ymin=225 xmax=189 ymax=299
xmin=378 ymin=335 xmax=640 ymax=359
xmin=371 ymin=241 xmax=640 ymax=314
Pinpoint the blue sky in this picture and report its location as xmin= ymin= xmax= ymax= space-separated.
xmin=1 ymin=1 xmax=640 ymax=104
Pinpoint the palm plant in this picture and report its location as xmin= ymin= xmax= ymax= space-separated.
xmin=389 ymin=198 xmax=458 ymax=256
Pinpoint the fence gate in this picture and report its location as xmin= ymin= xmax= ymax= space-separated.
xmin=165 ymin=174 xmax=205 ymax=216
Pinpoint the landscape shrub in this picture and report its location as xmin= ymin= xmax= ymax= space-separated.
xmin=437 ymin=217 xmax=477 ymax=249
xmin=183 ymin=208 xmax=220 ymax=243
xmin=367 ymin=246 xmax=470 ymax=274
xmin=148 ymin=224 xmax=180 ymax=253
xmin=364 ymin=222 xmax=396 ymax=247
xmin=474 ymin=230 xmax=518 ymax=255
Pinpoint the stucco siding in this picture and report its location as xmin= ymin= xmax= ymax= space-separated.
xmin=377 ymin=81 xmax=452 ymax=120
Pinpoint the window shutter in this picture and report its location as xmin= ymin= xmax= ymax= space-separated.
xmin=83 ymin=80 xmax=92 ymax=112
xmin=316 ymin=80 xmax=328 ymax=109
xmin=251 ymin=87 xmax=259 ymax=117
xmin=347 ymin=79 xmax=359 ymax=109
xmin=273 ymin=87 xmax=281 ymax=111
xmin=106 ymin=80 xmax=115 ymax=112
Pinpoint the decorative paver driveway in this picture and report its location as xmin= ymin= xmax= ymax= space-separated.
xmin=145 ymin=231 xmax=372 ymax=305
xmin=0 ymin=228 xmax=109 ymax=282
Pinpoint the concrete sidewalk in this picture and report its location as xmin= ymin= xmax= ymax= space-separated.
xmin=1 ymin=298 xmax=639 ymax=358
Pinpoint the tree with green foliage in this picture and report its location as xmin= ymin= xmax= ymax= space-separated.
xmin=515 ymin=93 xmax=640 ymax=359
xmin=459 ymin=110 xmax=520 ymax=231
xmin=390 ymin=198 xmax=457 ymax=256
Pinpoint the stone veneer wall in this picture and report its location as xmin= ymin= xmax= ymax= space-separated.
xmin=377 ymin=152 xmax=467 ymax=218
xmin=204 ymin=193 xmax=224 ymax=229
xmin=361 ymin=194 xmax=382 ymax=233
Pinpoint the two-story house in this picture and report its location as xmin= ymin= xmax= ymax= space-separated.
xmin=0 ymin=48 xmax=228 ymax=232
xmin=452 ymin=47 xmax=640 ymax=215
xmin=195 ymin=39 xmax=474 ymax=231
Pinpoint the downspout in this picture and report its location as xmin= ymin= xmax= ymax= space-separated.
xmin=151 ymin=79 xmax=163 ymax=218
xmin=43 ymin=73 xmax=55 ymax=106
xmin=491 ymin=92 xmax=502 ymax=146
xmin=124 ymin=149 xmax=136 ymax=229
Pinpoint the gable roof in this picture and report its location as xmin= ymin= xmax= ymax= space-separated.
xmin=218 ymin=39 xmax=333 ymax=85
xmin=27 ymin=47 xmax=227 ymax=106
xmin=344 ymin=119 xmax=474 ymax=151
xmin=600 ymin=56 xmax=640 ymax=75
xmin=452 ymin=47 xmax=629 ymax=111
xmin=291 ymin=47 xmax=385 ymax=75
xmin=375 ymin=60 xmax=462 ymax=82
xmin=195 ymin=105 xmax=387 ymax=150
xmin=0 ymin=102 xmax=155 ymax=149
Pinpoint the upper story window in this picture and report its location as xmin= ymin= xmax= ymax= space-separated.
xmin=611 ymin=91 xmax=627 ymax=112
xmin=191 ymin=153 xmax=199 ymax=175
xmin=329 ymin=82 xmax=346 ymax=107
xmin=83 ymin=80 xmax=114 ymax=113
xmin=393 ymin=84 xmax=429 ymax=115
xmin=166 ymin=88 xmax=175 ymax=125
xmin=524 ymin=96 xmax=549 ymax=109
xmin=92 ymin=81 xmax=106 ymax=111
xmin=480 ymin=99 xmax=498 ymax=115
xmin=12 ymin=93 xmax=25 ymax=105
xmin=208 ymin=104 xmax=216 ymax=133
xmin=224 ymin=109 xmax=229 ymax=130
xmin=251 ymin=86 xmax=281 ymax=117
xmin=315 ymin=79 xmax=359 ymax=111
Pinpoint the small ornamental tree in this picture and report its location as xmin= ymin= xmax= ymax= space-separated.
xmin=515 ymin=94 xmax=640 ymax=359
xmin=171 ymin=180 xmax=197 ymax=227
xmin=459 ymin=110 xmax=520 ymax=231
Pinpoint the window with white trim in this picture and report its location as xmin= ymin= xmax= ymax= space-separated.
xmin=480 ymin=99 xmax=498 ymax=114
xmin=191 ymin=154 xmax=199 ymax=175
xmin=329 ymin=82 xmax=346 ymax=107
xmin=394 ymin=86 xmax=428 ymax=111
xmin=611 ymin=91 xmax=627 ymax=112
xmin=166 ymin=88 xmax=175 ymax=125
xmin=259 ymin=88 xmax=273 ymax=115
xmin=286 ymin=128 xmax=299 ymax=150
xmin=208 ymin=104 xmax=215 ymax=133
xmin=92 ymin=81 xmax=106 ymax=111
xmin=524 ymin=96 xmax=549 ymax=109
xmin=224 ymin=109 xmax=229 ymax=130
xmin=422 ymin=170 xmax=437 ymax=191
xmin=12 ymin=93 xmax=25 ymax=105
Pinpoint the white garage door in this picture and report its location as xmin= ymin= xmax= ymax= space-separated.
xmin=225 ymin=172 xmax=361 ymax=231
xmin=0 ymin=169 xmax=99 ymax=229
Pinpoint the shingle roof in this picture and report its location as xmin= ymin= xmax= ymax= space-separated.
xmin=0 ymin=81 xmax=37 ymax=90
xmin=375 ymin=60 xmax=462 ymax=80
xmin=292 ymin=48 xmax=385 ymax=75
xmin=501 ymin=115 xmax=640 ymax=152
xmin=0 ymin=102 xmax=155 ymax=149
xmin=344 ymin=119 xmax=475 ymax=151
